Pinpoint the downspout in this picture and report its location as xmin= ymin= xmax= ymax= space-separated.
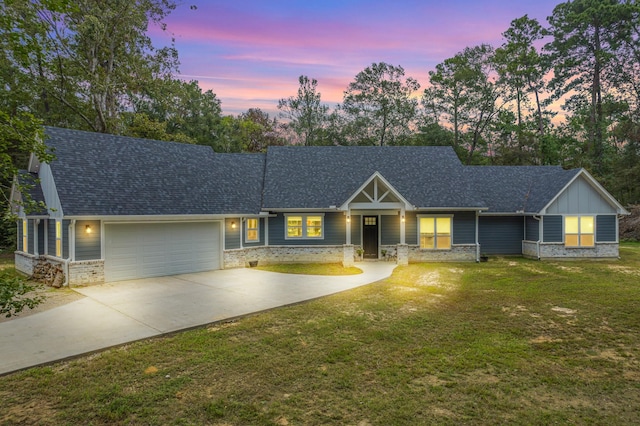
xmin=475 ymin=210 xmax=480 ymax=262
xmin=533 ymin=215 xmax=541 ymax=260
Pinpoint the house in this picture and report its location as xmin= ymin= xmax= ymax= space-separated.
xmin=12 ymin=127 xmax=629 ymax=286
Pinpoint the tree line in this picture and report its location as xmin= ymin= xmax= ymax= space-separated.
xmin=2 ymin=0 xmax=640 ymax=250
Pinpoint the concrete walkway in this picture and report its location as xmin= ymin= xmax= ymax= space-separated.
xmin=0 ymin=263 xmax=396 ymax=375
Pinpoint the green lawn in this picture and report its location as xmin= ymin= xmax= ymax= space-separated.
xmin=1 ymin=244 xmax=640 ymax=425
xmin=256 ymin=262 xmax=362 ymax=275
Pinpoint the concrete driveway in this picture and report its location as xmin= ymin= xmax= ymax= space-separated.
xmin=0 ymin=263 xmax=396 ymax=375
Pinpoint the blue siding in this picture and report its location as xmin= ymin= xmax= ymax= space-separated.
xmin=351 ymin=215 xmax=361 ymax=245
xmin=479 ymin=216 xmax=524 ymax=255
xmin=596 ymin=215 xmax=617 ymax=242
xmin=63 ymin=220 xmax=70 ymax=259
xmin=48 ymin=220 xmax=57 ymax=255
xmin=17 ymin=221 xmax=23 ymax=252
xmin=405 ymin=212 xmax=417 ymax=245
xmin=24 ymin=219 xmax=35 ymax=254
xmin=269 ymin=212 xmax=345 ymax=245
xmin=452 ymin=211 xmax=476 ymax=245
xmin=37 ymin=220 xmax=45 ymax=254
xmin=225 ymin=217 xmax=241 ymax=249
xmin=525 ymin=217 xmax=540 ymax=241
xmin=381 ymin=215 xmax=400 ymax=245
xmin=75 ymin=220 xmax=101 ymax=260
xmin=543 ymin=216 xmax=563 ymax=243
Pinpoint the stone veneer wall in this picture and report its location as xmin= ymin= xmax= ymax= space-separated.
xmin=408 ymin=244 xmax=477 ymax=262
xmin=224 ymin=245 xmax=345 ymax=268
xmin=538 ymin=242 xmax=619 ymax=259
xmin=68 ymin=260 xmax=105 ymax=286
xmin=522 ymin=241 xmax=539 ymax=259
xmin=14 ymin=252 xmax=36 ymax=276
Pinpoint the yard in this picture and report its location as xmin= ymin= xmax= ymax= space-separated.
xmin=1 ymin=244 xmax=639 ymax=425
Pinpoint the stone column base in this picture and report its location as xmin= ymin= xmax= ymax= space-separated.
xmin=396 ymin=244 xmax=409 ymax=266
xmin=343 ymin=244 xmax=355 ymax=267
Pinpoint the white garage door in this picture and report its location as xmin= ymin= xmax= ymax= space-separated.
xmin=105 ymin=222 xmax=221 ymax=282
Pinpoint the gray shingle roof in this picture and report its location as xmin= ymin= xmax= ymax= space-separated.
xmin=41 ymin=127 xmax=588 ymax=216
xmin=262 ymin=146 xmax=485 ymax=209
xmin=16 ymin=170 xmax=48 ymax=216
xmin=466 ymin=166 xmax=581 ymax=213
xmin=45 ymin=127 xmax=264 ymax=216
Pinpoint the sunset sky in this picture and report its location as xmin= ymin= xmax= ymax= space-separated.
xmin=150 ymin=0 xmax=562 ymax=116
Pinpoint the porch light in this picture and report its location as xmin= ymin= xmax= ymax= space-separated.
xmin=346 ymin=215 xmax=351 ymax=223
xmin=401 ymin=215 xmax=405 ymax=223
xmin=231 ymin=221 xmax=236 ymax=229
xmin=85 ymin=225 xmax=92 ymax=234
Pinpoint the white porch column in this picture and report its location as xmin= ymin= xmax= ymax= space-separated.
xmin=400 ymin=208 xmax=406 ymax=245
xmin=346 ymin=210 xmax=352 ymax=245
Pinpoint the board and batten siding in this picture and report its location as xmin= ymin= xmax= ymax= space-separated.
xmin=75 ymin=220 xmax=101 ymax=261
xmin=17 ymin=220 xmax=23 ymax=252
xmin=269 ymin=212 xmax=345 ymax=246
xmin=596 ymin=215 xmax=617 ymax=242
xmin=525 ymin=216 xmax=540 ymax=241
xmin=405 ymin=212 xmax=417 ymax=245
xmin=542 ymin=215 xmax=563 ymax=243
xmin=545 ymin=176 xmax=617 ymax=214
xmin=63 ymin=219 xmax=70 ymax=259
xmin=478 ymin=216 xmax=524 ymax=255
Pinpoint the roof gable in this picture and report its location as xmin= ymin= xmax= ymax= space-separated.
xmin=340 ymin=172 xmax=412 ymax=210
xmin=542 ymin=169 xmax=628 ymax=215
xmin=262 ymin=145 xmax=483 ymax=210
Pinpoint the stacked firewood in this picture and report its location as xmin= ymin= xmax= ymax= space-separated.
xmin=32 ymin=261 xmax=65 ymax=288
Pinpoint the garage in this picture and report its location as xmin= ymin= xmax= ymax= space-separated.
xmin=105 ymin=222 xmax=221 ymax=282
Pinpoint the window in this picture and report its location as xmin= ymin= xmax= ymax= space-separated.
xmin=246 ymin=218 xmax=259 ymax=242
xmin=286 ymin=214 xmax=324 ymax=239
xmin=565 ymin=216 xmax=594 ymax=247
xmin=419 ymin=216 xmax=451 ymax=250
xmin=55 ymin=220 xmax=62 ymax=257
xmin=22 ymin=220 xmax=27 ymax=252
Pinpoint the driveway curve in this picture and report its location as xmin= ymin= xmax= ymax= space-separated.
xmin=0 ymin=262 xmax=396 ymax=375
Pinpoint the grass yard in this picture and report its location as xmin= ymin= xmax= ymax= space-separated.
xmin=1 ymin=244 xmax=640 ymax=425
xmin=256 ymin=262 xmax=362 ymax=275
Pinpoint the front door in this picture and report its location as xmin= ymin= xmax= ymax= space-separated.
xmin=362 ymin=216 xmax=379 ymax=259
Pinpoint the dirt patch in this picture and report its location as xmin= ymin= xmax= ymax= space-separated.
xmin=0 ymin=285 xmax=85 ymax=323
xmin=620 ymin=205 xmax=640 ymax=241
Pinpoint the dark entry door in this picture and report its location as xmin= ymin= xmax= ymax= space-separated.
xmin=362 ymin=216 xmax=379 ymax=259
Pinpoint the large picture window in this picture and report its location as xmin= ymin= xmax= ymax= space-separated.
xmin=286 ymin=214 xmax=324 ymax=239
xmin=419 ymin=216 xmax=451 ymax=250
xmin=245 ymin=218 xmax=259 ymax=242
xmin=565 ymin=216 xmax=594 ymax=247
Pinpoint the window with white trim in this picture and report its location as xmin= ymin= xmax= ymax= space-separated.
xmin=418 ymin=216 xmax=452 ymax=250
xmin=245 ymin=218 xmax=259 ymax=242
xmin=55 ymin=220 xmax=62 ymax=257
xmin=565 ymin=216 xmax=594 ymax=247
xmin=285 ymin=214 xmax=324 ymax=239
xmin=22 ymin=220 xmax=28 ymax=252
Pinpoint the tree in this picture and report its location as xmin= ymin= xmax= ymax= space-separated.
xmin=129 ymin=78 xmax=222 ymax=144
xmin=545 ymin=0 xmax=638 ymax=176
xmin=341 ymin=62 xmax=420 ymax=146
xmin=277 ymin=76 xmax=329 ymax=146
xmin=424 ymin=45 xmax=503 ymax=163
xmin=494 ymin=15 xmax=550 ymax=163
xmin=1 ymin=270 xmax=43 ymax=318
xmin=2 ymin=0 xmax=179 ymax=134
